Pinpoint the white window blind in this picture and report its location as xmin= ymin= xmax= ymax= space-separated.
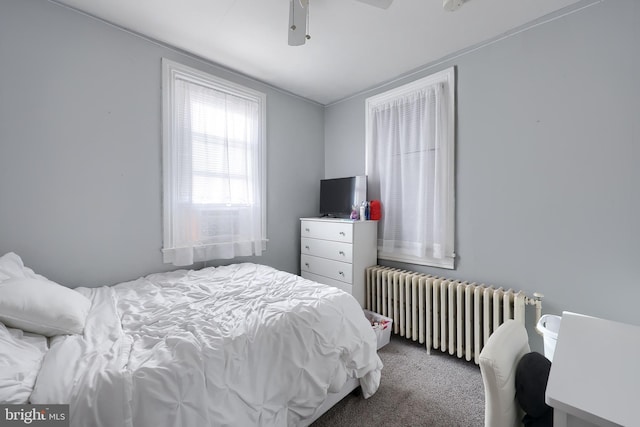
xmin=162 ymin=59 xmax=267 ymax=266
xmin=365 ymin=67 xmax=455 ymax=269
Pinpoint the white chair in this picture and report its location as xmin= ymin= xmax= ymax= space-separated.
xmin=478 ymin=319 xmax=530 ymax=427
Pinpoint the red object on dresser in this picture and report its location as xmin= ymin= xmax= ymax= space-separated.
xmin=370 ymin=200 xmax=381 ymax=220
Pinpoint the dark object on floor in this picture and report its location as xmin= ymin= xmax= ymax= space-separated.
xmin=515 ymin=351 xmax=553 ymax=427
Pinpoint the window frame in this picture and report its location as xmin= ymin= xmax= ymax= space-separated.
xmin=161 ymin=58 xmax=267 ymax=264
xmin=365 ymin=67 xmax=456 ymax=269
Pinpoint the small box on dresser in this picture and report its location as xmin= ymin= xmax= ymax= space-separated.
xmin=300 ymin=217 xmax=377 ymax=308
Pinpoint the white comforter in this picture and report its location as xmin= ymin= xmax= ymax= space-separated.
xmin=30 ymin=263 xmax=382 ymax=427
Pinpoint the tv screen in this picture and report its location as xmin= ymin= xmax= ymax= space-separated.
xmin=319 ymin=176 xmax=367 ymax=218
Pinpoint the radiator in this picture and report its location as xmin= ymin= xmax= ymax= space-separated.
xmin=365 ymin=265 xmax=542 ymax=364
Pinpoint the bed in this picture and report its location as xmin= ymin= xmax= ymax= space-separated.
xmin=0 ymin=253 xmax=383 ymax=427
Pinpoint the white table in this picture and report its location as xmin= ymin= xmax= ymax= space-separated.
xmin=545 ymin=311 xmax=640 ymax=427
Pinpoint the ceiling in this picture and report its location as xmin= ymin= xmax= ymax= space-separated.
xmin=51 ymin=0 xmax=587 ymax=105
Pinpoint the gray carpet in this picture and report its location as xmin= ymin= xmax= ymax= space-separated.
xmin=312 ymin=335 xmax=485 ymax=427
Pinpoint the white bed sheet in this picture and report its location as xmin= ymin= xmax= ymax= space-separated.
xmin=0 ymin=324 xmax=48 ymax=403
xmin=30 ymin=263 xmax=382 ymax=427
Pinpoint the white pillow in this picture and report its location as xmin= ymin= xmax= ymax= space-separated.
xmin=0 ymin=323 xmax=48 ymax=403
xmin=0 ymin=252 xmax=29 ymax=279
xmin=0 ymin=252 xmax=48 ymax=282
xmin=0 ymin=277 xmax=92 ymax=337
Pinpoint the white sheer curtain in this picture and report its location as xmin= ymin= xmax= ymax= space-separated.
xmin=366 ymin=71 xmax=454 ymax=268
xmin=162 ymin=60 xmax=266 ymax=266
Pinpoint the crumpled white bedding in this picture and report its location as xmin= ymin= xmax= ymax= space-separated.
xmin=0 ymin=324 xmax=48 ymax=403
xmin=30 ymin=263 xmax=382 ymax=427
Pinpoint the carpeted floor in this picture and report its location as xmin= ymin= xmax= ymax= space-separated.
xmin=311 ymin=335 xmax=485 ymax=427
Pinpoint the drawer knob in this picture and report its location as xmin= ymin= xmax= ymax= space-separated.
xmin=305 ymin=262 xmax=310 ymax=268
xmin=338 ymin=251 xmax=345 ymax=256
xmin=305 ymin=245 xmax=310 ymax=250
xmin=338 ymin=271 xmax=345 ymax=276
xmin=339 ymin=231 xmax=345 ymax=236
xmin=305 ymin=228 xmax=310 ymax=232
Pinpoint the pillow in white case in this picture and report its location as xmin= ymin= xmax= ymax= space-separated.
xmin=0 ymin=252 xmax=29 ymax=279
xmin=0 ymin=277 xmax=91 ymax=337
xmin=0 ymin=252 xmax=48 ymax=282
xmin=0 ymin=323 xmax=48 ymax=403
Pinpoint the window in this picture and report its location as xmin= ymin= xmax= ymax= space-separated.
xmin=365 ymin=67 xmax=455 ymax=269
xmin=162 ymin=59 xmax=267 ymax=266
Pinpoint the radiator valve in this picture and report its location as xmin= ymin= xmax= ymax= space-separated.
xmin=527 ymin=292 xmax=544 ymax=333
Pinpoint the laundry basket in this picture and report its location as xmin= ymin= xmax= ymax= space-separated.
xmin=536 ymin=314 xmax=561 ymax=362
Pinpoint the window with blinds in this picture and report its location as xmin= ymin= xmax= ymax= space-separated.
xmin=162 ymin=59 xmax=267 ymax=266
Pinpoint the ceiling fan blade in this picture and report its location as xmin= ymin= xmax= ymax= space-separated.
xmin=288 ymin=0 xmax=309 ymax=46
xmin=355 ymin=0 xmax=394 ymax=9
xmin=443 ymin=0 xmax=464 ymax=11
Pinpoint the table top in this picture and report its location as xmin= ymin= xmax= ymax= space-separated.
xmin=545 ymin=311 xmax=640 ymax=427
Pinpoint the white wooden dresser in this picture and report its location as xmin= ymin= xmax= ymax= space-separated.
xmin=300 ymin=217 xmax=377 ymax=307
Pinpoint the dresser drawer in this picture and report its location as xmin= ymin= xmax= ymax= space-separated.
xmin=301 ymin=237 xmax=353 ymax=263
xmin=301 ymin=254 xmax=353 ymax=284
xmin=302 ymin=271 xmax=352 ymax=295
xmin=301 ymin=220 xmax=353 ymax=243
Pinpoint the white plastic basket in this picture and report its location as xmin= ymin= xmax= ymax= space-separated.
xmin=536 ymin=314 xmax=562 ymax=362
xmin=363 ymin=310 xmax=393 ymax=350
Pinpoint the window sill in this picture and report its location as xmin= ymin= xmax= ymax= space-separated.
xmin=378 ymin=252 xmax=455 ymax=270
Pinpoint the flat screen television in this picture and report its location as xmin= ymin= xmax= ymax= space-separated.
xmin=319 ymin=176 xmax=367 ymax=218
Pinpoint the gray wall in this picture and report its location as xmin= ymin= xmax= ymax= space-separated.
xmin=2 ymin=0 xmax=638 ymax=350
xmin=324 ymin=0 xmax=640 ymax=344
xmin=0 ymin=0 xmax=324 ymax=288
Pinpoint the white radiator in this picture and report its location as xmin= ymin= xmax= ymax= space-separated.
xmin=365 ymin=265 xmax=542 ymax=364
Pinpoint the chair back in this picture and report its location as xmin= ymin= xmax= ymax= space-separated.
xmin=478 ymin=319 xmax=530 ymax=427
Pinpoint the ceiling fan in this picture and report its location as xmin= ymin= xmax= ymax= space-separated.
xmin=288 ymin=0 xmax=465 ymax=46
xmin=288 ymin=0 xmax=393 ymax=46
